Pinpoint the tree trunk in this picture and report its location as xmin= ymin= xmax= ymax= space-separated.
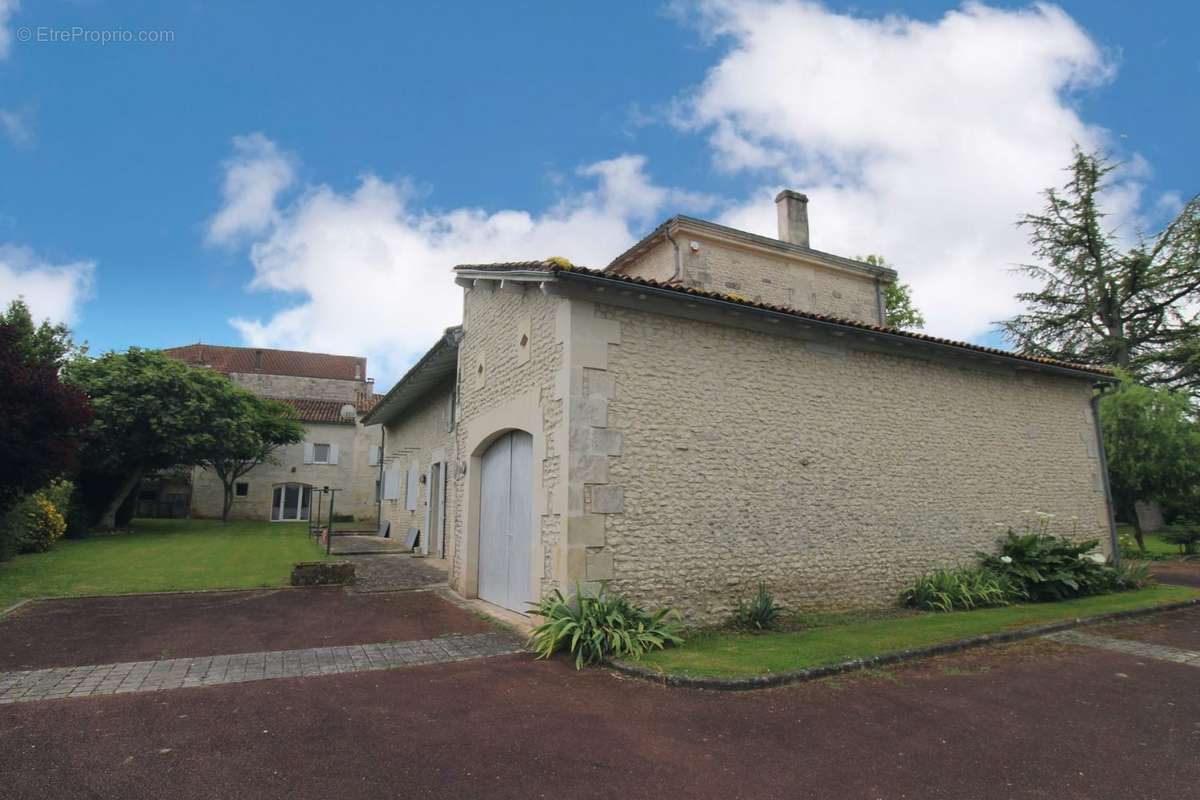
xmin=97 ymin=469 xmax=143 ymax=530
xmin=221 ymin=483 xmax=234 ymax=523
xmin=1129 ymin=509 xmax=1146 ymax=553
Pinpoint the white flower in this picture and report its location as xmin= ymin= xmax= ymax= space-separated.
xmin=1000 ymin=556 xmax=1013 ymax=564
xmin=1085 ymin=552 xmax=1107 ymax=565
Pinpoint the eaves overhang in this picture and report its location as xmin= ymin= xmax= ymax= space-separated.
xmin=361 ymin=327 xmax=463 ymax=427
xmin=549 ymin=268 xmax=1115 ymax=384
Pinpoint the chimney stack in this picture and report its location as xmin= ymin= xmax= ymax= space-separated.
xmin=775 ymin=190 xmax=810 ymax=248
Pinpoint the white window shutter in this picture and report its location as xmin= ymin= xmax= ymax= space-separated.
xmin=329 ymin=444 xmax=340 ymax=465
xmin=303 ymin=442 xmax=314 ymax=464
xmin=405 ymin=461 xmax=419 ymax=511
xmin=383 ymin=465 xmax=400 ymax=500
xmin=368 ymin=445 xmax=380 ymax=466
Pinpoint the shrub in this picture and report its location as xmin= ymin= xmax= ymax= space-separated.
xmin=731 ymin=581 xmax=783 ymax=630
xmin=980 ymin=531 xmax=1115 ymax=602
xmin=1160 ymin=522 xmax=1200 ymax=556
xmin=1117 ymin=532 xmax=1149 ymax=561
xmin=900 ymin=566 xmax=1011 ymax=612
xmin=1114 ymin=560 xmax=1153 ymax=591
xmin=35 ymin=479 xmax=88 ymax=538
xmin=20 ymin=494 xmax=67 ymax=553
xmin=0 ymin=490 xmax=68 ymax=559
xmin=527 ymin=585 xmax=683 ymax=669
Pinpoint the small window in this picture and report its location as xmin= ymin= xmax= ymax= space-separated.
xmin=313 ymin=443 xmax=331 ymax=464
xmin=235 ymin=482 xmax=249 ymax=497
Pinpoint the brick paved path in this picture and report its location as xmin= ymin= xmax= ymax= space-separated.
xmin=1045 ymin=629 xmax=1200 ymax=666
xmin=0 ymin=631 xmax=521 ymax=705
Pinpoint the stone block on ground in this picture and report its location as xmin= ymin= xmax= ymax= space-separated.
xmin=291 ymin=560 xmax=356 ymax=586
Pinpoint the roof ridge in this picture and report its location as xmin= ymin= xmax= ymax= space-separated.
xmin=161 ymin=342 xmax=367 ymax=361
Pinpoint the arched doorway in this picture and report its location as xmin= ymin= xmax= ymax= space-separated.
xmin=477 ymin=430 xmax=533 ymax=612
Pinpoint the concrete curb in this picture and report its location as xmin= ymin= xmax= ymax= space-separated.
xmin=606 ymin=597 xmax=1200 ymax=692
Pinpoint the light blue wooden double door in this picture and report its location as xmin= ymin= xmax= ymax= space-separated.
xmin=478 ymin=430 xmax=534 ymax=613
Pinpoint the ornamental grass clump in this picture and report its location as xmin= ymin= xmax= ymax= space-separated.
xmin=527 ymin=584 xmax=683 ymax=670
xmin=731 ymin=581 xmax=784 ymax=630
xmin=900 ymin=566 xmax=1011 ymax=612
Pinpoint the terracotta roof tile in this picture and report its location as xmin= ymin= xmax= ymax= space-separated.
xmin=266 ymin=395 xmax=377 ymax=425
xmin=453 ymin=261 xmax=1114 ymax=378
xmin=162 ymin=343 xmax=367 ymax=382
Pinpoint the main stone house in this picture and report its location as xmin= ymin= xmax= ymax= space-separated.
xmin=160 ymin=344 xmax=383 ymax=522
xmin=364 ymin=192 xmax=1119 ymax=623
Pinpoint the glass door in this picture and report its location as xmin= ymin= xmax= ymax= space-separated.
xmin=272 ymin=483 xmax=313 ymax=521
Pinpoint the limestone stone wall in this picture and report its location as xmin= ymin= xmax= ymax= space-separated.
xmin=450 ymin=284 xmax=565 ymax=597
xmin=594 ymin=302 xmax=1110 ymax=624
xmin=229 ymin=372 xmax=367 ymax=402
xmin=613 ymin=238 xmax=676 ymax=283
xmin=190 ymin=419 xmax=381 ymax=522
xmin=380 ymin=380 xmax=456 ymax=554
xmin=615 ymin=234 xmax=882 ymax=324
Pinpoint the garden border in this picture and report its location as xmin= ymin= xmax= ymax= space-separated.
xmin=0 ymin=583 xmax=347 ymax=620
xmin=606 ymin=596 xmax=1200 ymax=691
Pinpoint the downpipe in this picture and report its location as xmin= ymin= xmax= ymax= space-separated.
xmin=1090 ymin=383 xmax=1121 ymax=567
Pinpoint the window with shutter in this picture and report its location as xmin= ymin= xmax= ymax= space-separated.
xmin=383 ymin=465 xmax=401 ymax=500
xmin=405 ymin=461 xmax=419 ymax=511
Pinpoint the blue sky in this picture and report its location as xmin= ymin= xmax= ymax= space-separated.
xmin=1 ymin=1 xmax=1197 ymax=385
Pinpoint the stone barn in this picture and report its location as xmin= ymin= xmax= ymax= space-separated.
xmin=364 ymin=192 xmax=1118 ymax=623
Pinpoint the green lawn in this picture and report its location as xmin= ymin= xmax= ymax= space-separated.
xmin=638 ymin=585 xmax=1200 ymax=679
xmin=1117 ymin=524 xmax=1187 ymax=557
xmin=0 ymin=518 xmax=330 ymax=610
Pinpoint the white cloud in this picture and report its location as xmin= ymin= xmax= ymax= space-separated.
xmin=206 ymin=133 xmax=296 ymax=246
xmin=218 ymin=141 xmax=702 ymax=383
xmin=0 ymin=109 xmax=32 ymax=146
xmin=678 ymin=0 xmax=1132 ymax=340
xmin=0 ymin=0 xmax=18 ymax=59
xmin=0 ymin=244 xmax=95 ymax=325
xmin=216 ymin=2 xmax=1157 ymax=380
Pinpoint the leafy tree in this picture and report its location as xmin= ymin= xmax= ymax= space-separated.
xmin=65 ymin=349 xmax=245 ymax=528
xmin=0 ymin=301 xmax=93 ymax=524
xmin=882 ymin=282 xmax=926 ymax=330
xmin=860 ymin=255 xmax=926 ymax=329
xmin=1099 ymin=374 xmax=1200 ymax=551
xmin=1002 ymin=148 xmax=1200 ymax=392
xmin=66 ymin=348 xmax=308 ymax=528
xmin=198 ymin=390 xmax=304 ymax=522
xmin=0 ymin=298 xmax=79 ymax=368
